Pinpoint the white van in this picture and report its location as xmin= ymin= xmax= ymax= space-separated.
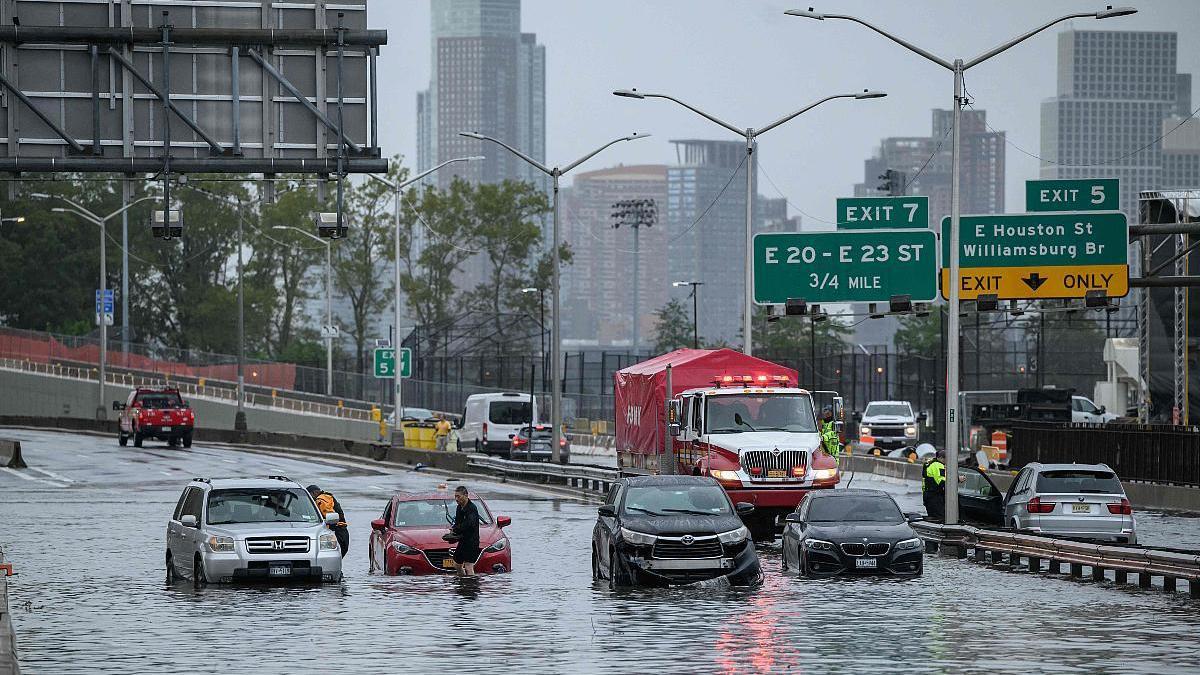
xmin=460 ymin=392 xmax=537 ymax=457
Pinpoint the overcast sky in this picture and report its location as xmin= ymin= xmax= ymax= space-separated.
xmin=373 ymin=0 xmax=1199 ymax=227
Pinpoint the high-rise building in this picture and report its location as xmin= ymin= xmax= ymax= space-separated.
xmin=1161 ymin=116 xmax=1200 ymax=188
xmin=416 ymin=0 xmax=545 ymax=190
xmin=854 ymin=109 xmax=1005 ymax=226
xmin=1040 ymin=30 xmax=1191 ymax=222
xmin=561 ymin=165 xmax=669 ymax=347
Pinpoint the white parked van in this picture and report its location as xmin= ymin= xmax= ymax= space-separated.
xmin=460 ymin=392 xmax=538 ymax=457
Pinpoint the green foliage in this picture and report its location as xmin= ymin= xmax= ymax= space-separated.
xmin=894 ymin=310 xmax=942 ymax=355
xmin=653 ymin=299 xmax=695 ymax=352
xmin=752 ymin=305 xmax=850 ymax=354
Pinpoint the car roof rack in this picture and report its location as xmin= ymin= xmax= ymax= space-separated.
xmin=267 ymin=475 xmax=292 ymax=482
xmin=191 ymin=477 xmax=211 ymax=483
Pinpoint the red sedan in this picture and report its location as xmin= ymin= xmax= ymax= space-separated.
xmin=368 ymin=492 xmax=512 ymax=575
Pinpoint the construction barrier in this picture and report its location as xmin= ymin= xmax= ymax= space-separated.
xmin=0 ymin=439 xmax=24 ymax=469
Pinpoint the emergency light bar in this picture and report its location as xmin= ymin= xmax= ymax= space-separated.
xmin=712 ymin=374 xmax=791 ymax=387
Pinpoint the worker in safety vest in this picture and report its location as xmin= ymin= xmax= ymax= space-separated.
xmin=922 ymin=451 xmax=947 ymax=522
xmin=819 ymin=407 xmax=840 ymax=457
xmin=307 ymin=484 xmax=349 ymax=557
xmin=435 ymin=415 xmax=452 ymax=452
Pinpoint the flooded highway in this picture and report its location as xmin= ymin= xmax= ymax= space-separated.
xmin=3 ymin=428 xmax=1200 ymax=674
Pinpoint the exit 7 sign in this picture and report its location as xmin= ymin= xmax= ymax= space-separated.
xmin=373 ymin=347 xmax=411 ymax=379
xmin=836 ymin=196 xmax=928 ymax=229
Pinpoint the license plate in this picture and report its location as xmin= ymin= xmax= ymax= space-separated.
xmin=533 ymin=443 xmax=550 ymax=451
xmin=268 ymin=565 xmax=290 ymax=577
xmin=441 ymin=558 xmax=456 ymax=568
xmin=855 ymin=558 xmax=878 ymax=569
xmin=767 ymin=469 xmax=787 ymax=478
xmin=162 ymin=426 xmax=172 ymax=432
xmin=1072 ymin=503 xmax=1091 ymax=513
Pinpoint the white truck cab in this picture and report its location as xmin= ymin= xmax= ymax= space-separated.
xmin=1072 ymin=395 xmax=1118 ymax=424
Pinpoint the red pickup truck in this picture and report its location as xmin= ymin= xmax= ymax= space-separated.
xmin=114 ymin=388 xmax=195 ymax=448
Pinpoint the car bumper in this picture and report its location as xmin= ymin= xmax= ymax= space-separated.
xmin=802 ymin=547 xmax=924 ymax=576
xmin=138 ymin=425 xmax=192 ymax=437
xmin=203 ymin=550 xmax=343 ymax=583
xmin=613 ymin=540 xmax=762 ymax=587
xmin=866 ymin=436 xmax=915 ymax=449
xmin=1022 ymin=526 xmax=1137 ymax=545
xmin=386 ymin=548 xmax=512 ymax=575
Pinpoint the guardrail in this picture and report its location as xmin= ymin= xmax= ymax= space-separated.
xmin=467 ymin=455 xmax=619 ymax=494
xmin=913 ymin=520 xmax=1200 ymax=599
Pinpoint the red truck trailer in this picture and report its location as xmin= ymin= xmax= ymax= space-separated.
xmin=615 ymin=348 xmax=839 ymax=539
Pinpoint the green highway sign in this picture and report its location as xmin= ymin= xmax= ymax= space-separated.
xmin=753 ymin=230 xmax=938 ymax=304
xmin=836 ymin=196 xmax=928 ymax=229
xmin=940 ymin=211 xmax=1129 ymax=300
xmin=373 ymin=347 xmax=412 ymax=379
xmin=1025 ymin=178 xmax=1119 ymax=212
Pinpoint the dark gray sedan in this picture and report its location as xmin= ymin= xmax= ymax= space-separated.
xmin=781 ymin=489 xmax=924 ymax=577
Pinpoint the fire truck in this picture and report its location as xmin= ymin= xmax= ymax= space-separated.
xmin=614 ymin=348 xmax=839 ymax=539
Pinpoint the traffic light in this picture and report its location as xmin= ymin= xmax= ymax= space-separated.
xmin=152 ymin=209 xmax=183 ymax=239
xmin=316 ymin=212 xmax=347 ymax=239
xmin=876 ymin=169 xmax=907 ymax=196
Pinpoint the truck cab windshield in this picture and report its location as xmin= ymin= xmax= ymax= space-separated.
xmin=707 ymin=395 xmax=817 ymax=434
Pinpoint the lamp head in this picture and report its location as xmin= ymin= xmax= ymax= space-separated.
xmin=459 ymin=131 xmax=486 ymax=140
xmin=1095 ymin=6 xmax=1137 ymax=19
xmin=520 ymin=287 xmax=539 ymax=293
xmin=467 ymin=155 xmax=486 ymax=161
xmin=784 ymin=8 xmax=825 ymax=19
xmin=612 ymin=88 xmax=646 ymax=100
xmin=29 ymin=192 xmax=50 ymax=199
xmin=624 ymin=132 xmax=652 ymax=141
xmin=856 ymin=89 xmax=887 ymax=99
xmin=271 ymin=226 xmax=287 ymax=230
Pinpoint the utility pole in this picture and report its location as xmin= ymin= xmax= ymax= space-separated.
xmin=612 ymin=198 xmax=657 ymax=353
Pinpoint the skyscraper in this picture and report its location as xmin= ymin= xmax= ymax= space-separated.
xmin=417 ymin=0 xmax=546 ymax=190
xmin=854 ymin=109 xmax=1005 ymax=226
xmin=1040 ymin=30 xmax=1191 ymax=222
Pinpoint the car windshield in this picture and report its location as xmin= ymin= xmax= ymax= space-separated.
xmin=807 ymin=496 xmax=904 ymax=523
xmin=138 ymin=393 xmax=182 ymax=409
xmin=490 ymin=400 xmax=531 ymax=425
xmin=392 ymin=499 xmax=491 ymax=527
xmin=622 ymin=485 xmax=732 ymax=517
xmin=1036 ymin=470 xmax=1123 ymax=494
xmin=707 ymin=395 xmax=816 ymax=433
xmin=206 ymin=488 xmax=320 ymax=525
xmin=864 ymin=403 xmax=911 ymax=418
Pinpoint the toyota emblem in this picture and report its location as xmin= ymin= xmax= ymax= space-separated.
xmin=680 ymin=535 xmax=695 ymax=546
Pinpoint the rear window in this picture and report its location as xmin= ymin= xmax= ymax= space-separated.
xmin=1036 ymin=470 xmax=1122 ymax=494
xmin=489 ymin=400 xmax=531 ymax=425
xmin=137 ymin=392 xmax=182 ymax=409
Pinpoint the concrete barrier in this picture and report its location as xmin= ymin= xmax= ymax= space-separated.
xmin=0 ymin=548 xmax=18 ymax=675
xmin=0 ymin=440 xmax=23 ymax=469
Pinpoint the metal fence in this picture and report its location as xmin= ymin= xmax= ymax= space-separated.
xmin=1010 ymin=422 xmax=1200 ymax=486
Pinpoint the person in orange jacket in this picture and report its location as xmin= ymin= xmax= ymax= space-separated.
xmin=307 ymin=484 xmax=349 ymax=557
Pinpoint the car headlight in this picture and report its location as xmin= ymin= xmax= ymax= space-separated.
xmin=484 ymin=538 xmax=508 ymax=553
xmin=895 ymin=537 xmax=922 ymax=551
xmin=905 ymin=426 xmax=918 ymax=438
xmin=207 ymin=535 xmax=234 ymax=552
xmin=391 ymin=541 xmax=418 ymax=555
xmin=709 ymin=469 xmax=741 ymax=482
xmin=717 ymin=525 xmax=750 ymax=545
xmin=804 ymin=538 xmax=835 ymax=551
xmin=619 ymin=527 xmax=657 ymax=546
xmin=812 ymin=468 xmax=838 ymax=480
xmin=859 ymin=426 xmax=871 ymax=436
xmin=319 ymin=533 xmax=339 ymax=551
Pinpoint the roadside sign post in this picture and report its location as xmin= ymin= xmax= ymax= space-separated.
xmin=373 ymin=347 xmax=411 ymax=379
xmin=94 ymin=289 xmax=114 ymax=326
xmin=940 ymin=212 xmax=1129 ymax=300
xmin=835 ymin=196 xmax=929 ymax=229
xmin=1025 ymin=178 xmax=1119 ymax=212
xmin=753 ymin=230 xmax=938 ymax=305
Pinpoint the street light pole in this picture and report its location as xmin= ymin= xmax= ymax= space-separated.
xmin=460 ymin=131 xmax=650 ymax=462
xmin=787 ymin=4 xmax=1137 ymax=524
xmin=273 ymin=225 xmax=333 ymax=395
xmin=614 ymin=88 xmax=885 ymax=355
xmin=368 ymin=156 xmax=483 ymax=432
xmin=521 ymin=287 xmax=546 ymax=394
xmin=38 ymin=193 xmax=155 ymax=420
xmin=673 ymin=280 xmax=704 ymax=349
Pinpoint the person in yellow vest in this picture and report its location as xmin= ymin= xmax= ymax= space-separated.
xmin=435 ymin=414 xmax=452 ymax=452
xmin=307 ymin=484 xmax=349 ymax=557
xmin=922 ymin=451 xmax=947 ymax=522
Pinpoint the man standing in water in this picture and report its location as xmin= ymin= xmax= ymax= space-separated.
xmin=450 ymin=485 xmax=481 ymax=577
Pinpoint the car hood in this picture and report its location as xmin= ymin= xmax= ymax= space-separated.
xmin=861 ymin=416 xmax=912 ymax=424
xmin=389 ymin=525 xmax=503 ymax=547
xmin=805 ymin=521 xmax=916 ymax=542
xmin=206 ymin=521 xmax=325 ymax=537
xmin=618 ymin=514 xmax=745 ymax=537
xmin=707 ymin=431 xmax=820 ymax=453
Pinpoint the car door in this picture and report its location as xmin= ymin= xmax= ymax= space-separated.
xmin=170 ymin=487 xmax=201 ymax=570
xmin=595 ymin=484 xmax=623 ymax=571
xmin=166 ymin=487 xmax=190 ymax=572
xmin=1004 ymin=468 xmax=1033 ymax=528
xmin=371 ymin=499 xmax=393 ymax=573
xmin=957 ymin=468 xmax=1004 ymax=526
xmin=120 ymin=391 xmax=136 ymax=432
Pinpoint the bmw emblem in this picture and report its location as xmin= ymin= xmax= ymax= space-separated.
xmin=1078 ymin=496 xmax=1085 ymax=502
xmin=681 ymin=535 xmax=695 ymax=546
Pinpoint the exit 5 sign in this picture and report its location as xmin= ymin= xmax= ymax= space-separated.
xmin=1025 ymin=178 xmax=1119 ymax=212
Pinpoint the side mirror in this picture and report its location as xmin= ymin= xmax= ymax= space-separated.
xmin=370 ymin=518 xmax=386 ymax=531
xmin=735 ymin=502 xmax=755 ymax=516
xmin=597 ymin=504 xmax=617 ymax=518
xmin=905 ymin=512 xmax=924 ymax=522
xmin=180 ymin=514 xmax=198 ymax=528
xmin=784 ymin=512 xmax=802 ymax=523
xmin=325 ymin=512 xmax=340 ymax=525
xmin=852 ymin=411 xmax=862 ymax=422
xmin=113 ymin=401 xmax=125 ymax=411
xmin=1099 ymin=406 xmax=1106 ymax=414
xmin=497 ymin=516 xmax=512 ymax=528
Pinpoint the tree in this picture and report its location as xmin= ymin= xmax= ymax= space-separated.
xmin=653 ymin=299 xmax=695 ymax=352
xmin=752 ymin=305 xmax=851 ymax=355
xmin=252 ymin=182 xmax=327 ymax=357
xmin=334 ymin=176 xmax=394 ymax=387
xmin=894 ymin=310 xmax=942 ymax=355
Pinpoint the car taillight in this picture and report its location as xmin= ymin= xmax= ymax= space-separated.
xmin=749 ymin=466 xmax=763 ymax=477
xmin=559 ymin=437 xmax=567 ymax=448
xmin=1027 ymin=497 xmax=1055 ymax=514
xmin=512 ymin=436 xmax=527 ymax=447
xmin=482 ymin=422 xmax=488 ymax=440
xmin=1107 ymin=498 xmax=1132 ymax=515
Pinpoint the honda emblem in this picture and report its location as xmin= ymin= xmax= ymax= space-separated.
xmin=272 ymin=540 xmax=285 ymax=551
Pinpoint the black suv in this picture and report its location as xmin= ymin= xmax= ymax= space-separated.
xmin=591 ymin=475 xmax=761 ymax=587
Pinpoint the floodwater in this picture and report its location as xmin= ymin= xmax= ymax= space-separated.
xmin=2 ymin=428 xmax=1199 ymax=674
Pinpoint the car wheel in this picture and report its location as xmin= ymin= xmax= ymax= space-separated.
xmin=781 ymin=544 xmax=789 ymax=572
xmin=118 ymin=432 xmax=127 ymax=447
xmin=168 ymin=436 xmax=178 ymax=448
xmin=193 ymin=555 xmax=207 ymax=588
xmin=133 ymin=433 xmax=143 ymax=448
xmin=591 ymin=546 xmax=601 ymax=581
xmin=165 ymin=552 xmax=176 ymax=584
xmin=182 ymin=432 xmax=193 ymax=448
xmin=798 ymin=550 xmax=809 ymax=577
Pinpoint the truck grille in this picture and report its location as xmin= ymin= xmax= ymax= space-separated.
xmin=868 ymin=426 xmax=905 ymax=437
xmin=245 ymin=536 xmax=310 ymax=554
xmin=652 ymin=536 xmax=722 ymax=559
xmin=840 ymin=543 xmax=866 ymax=556
xmin=867 ymin=543 xmax=891 ymax=556
xmin=741 ymin=449 xmax=808 ymax=475
xmin=839 ymin=543 xmax=891 ymax=556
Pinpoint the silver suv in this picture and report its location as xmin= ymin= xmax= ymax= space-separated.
xmin=1004 ymin=463 xmax=1137 ymax=545
xmin=166 ymin=476 xmax=343 ymax=585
